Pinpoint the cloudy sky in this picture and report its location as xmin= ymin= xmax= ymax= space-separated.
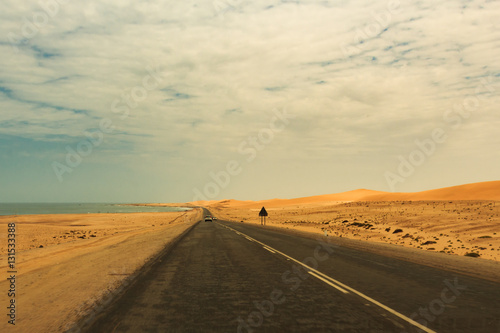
xmin=1 ymin=0 xmax=499 ymax=203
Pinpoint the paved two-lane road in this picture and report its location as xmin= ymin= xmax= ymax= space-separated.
xmin=85 ymin=216 xmax=500 ymax=332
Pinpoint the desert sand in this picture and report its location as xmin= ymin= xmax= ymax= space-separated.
xmin=204 ymin=181 xmax=500 ymax=263
xmin=0 ymin=208 xmax=202 ymax=333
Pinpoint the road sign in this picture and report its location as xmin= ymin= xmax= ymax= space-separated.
xmin=259 ymin=207 xmax=268 ymax=217
xmin=259 ymin=207 xmax=268 ymax=225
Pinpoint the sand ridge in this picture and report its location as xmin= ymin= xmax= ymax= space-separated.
xmin=193 ymin=181 xmax=500 ymax=209
xmin=361 ymin=181 xmax=500 ymax=201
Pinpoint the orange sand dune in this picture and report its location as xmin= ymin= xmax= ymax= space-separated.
xmin=200 ymin=189 xmax=386 ymax=209
xmin=240 ymin=189 xmax=386 ymax=208
xmin=201 ymin=181 xmax=500 ymax=209
xmin=362 ymin=181 xmax=500 ymax=201
xmin=216 ymin=189 xmax=385 ymax=209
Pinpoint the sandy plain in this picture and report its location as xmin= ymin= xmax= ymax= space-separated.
xmin=202 ymin=181 xmax=500 ymax=282
xmin=0 ymin=208 xmax=202 ymax=333
xmin=208 ymin=200 xmax=500 ymax=260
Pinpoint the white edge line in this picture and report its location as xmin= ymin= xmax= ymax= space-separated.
xmin=308 ymin=271 xmax=349 ymax=294
xmin=221 ymin=223 xmax=437 ymax=333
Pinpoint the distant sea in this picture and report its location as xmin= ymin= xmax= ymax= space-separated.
xmin=0 ymin=203 xmax=190 ymax=216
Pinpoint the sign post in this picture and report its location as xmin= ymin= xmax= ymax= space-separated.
xmin=259 ymin=207 xmax=268 ymax=226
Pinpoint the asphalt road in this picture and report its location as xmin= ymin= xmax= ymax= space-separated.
xmin=85 ymin=214 xmax=500 ymax=333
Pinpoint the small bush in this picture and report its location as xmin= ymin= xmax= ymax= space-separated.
xmin=464 ymin=252 xmax=480 ymax=258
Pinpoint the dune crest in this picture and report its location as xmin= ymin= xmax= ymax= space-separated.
xmin=361 ymin=181 xmax=500 ymax=201
xmin=203 ymin=181 xmax=500 ymax=208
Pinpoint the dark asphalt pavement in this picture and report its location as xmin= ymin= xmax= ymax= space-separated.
xmin=84 ymin=214 xmax=500 ymax=333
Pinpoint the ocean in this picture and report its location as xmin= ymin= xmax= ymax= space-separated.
xmin=0 ymin=203 xmax=190 ymax=216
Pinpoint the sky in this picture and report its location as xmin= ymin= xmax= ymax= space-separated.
xmin=0 ymin=0 xmax=499 ymax=203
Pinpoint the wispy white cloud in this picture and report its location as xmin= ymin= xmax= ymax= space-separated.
xmin=0 ymin=0 xmax=499 ymax=201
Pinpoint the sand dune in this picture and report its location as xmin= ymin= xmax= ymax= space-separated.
xmin=362 ymin=181 xmax=500 ymax=201
xmin=190 ymin=190 xmax=384 ymax=210
xmin=197 ymin=181 xmax=500 ymax=209
xmin=230 ymin=189 xmax=387 ymax=209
